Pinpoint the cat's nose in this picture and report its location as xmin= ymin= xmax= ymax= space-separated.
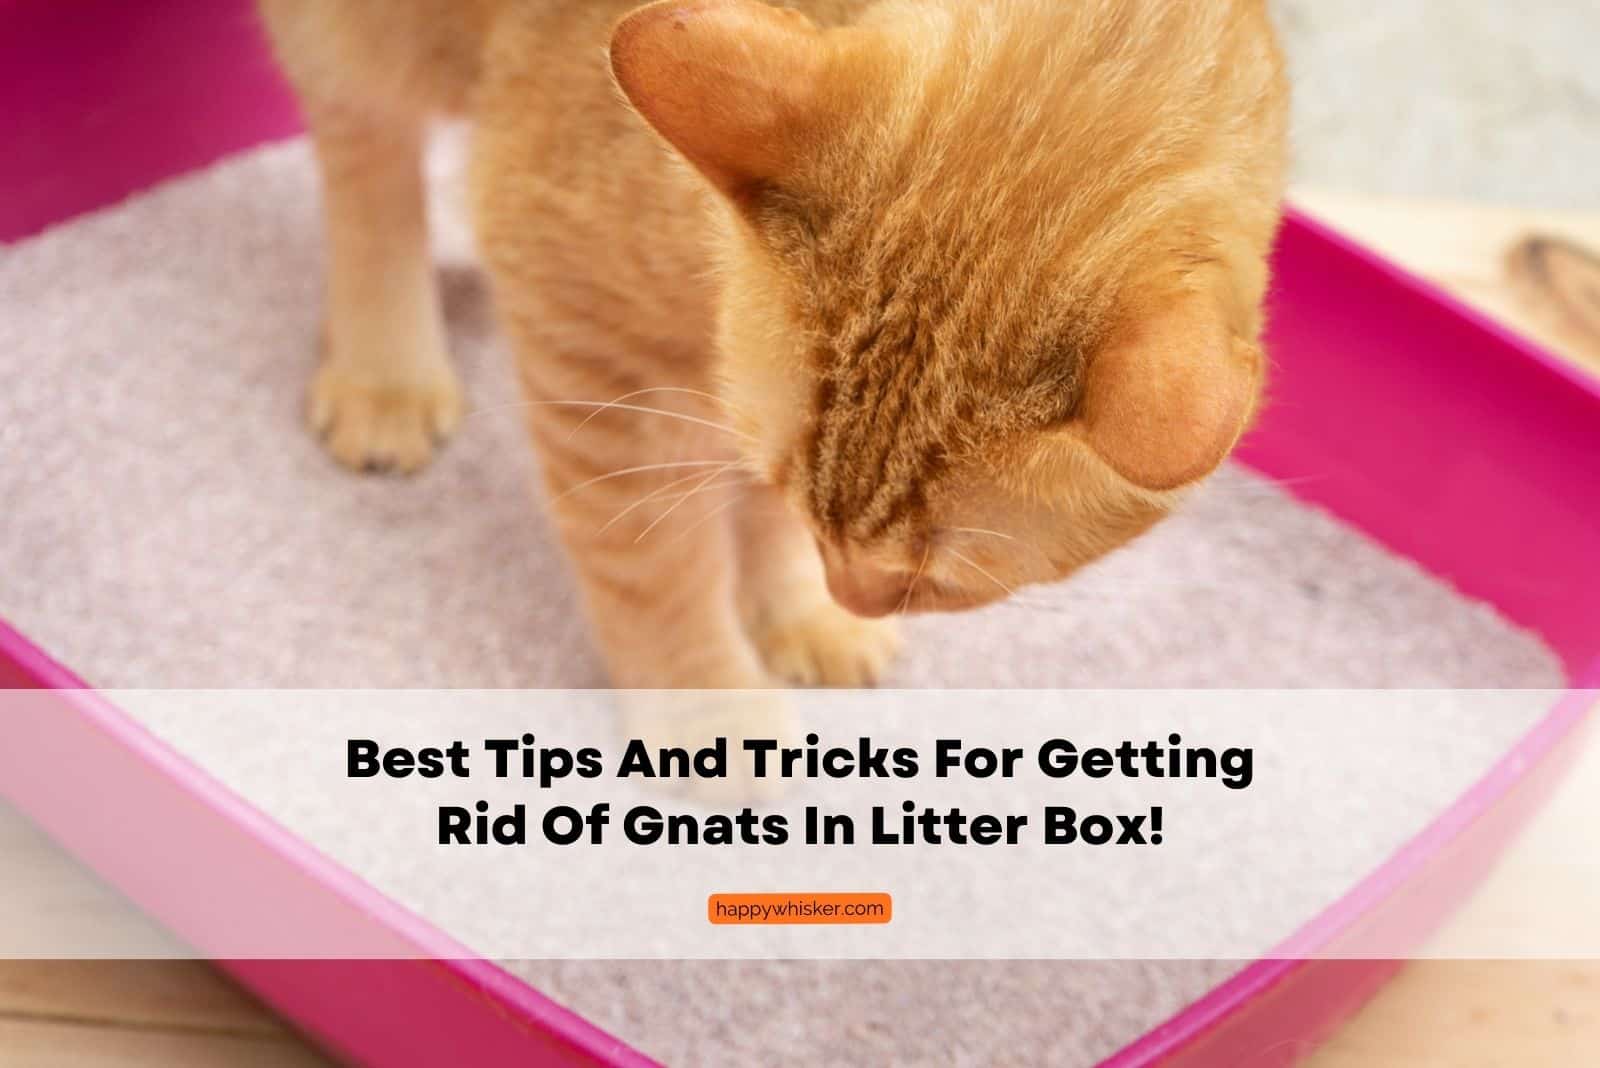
xmin=817 ymin=544 xmax=909 ymax=618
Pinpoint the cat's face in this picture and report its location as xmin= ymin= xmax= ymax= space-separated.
xmin=613 ymin=0 xmax=1282 ymax=615
xmin=715 ymin=255 xmax=1242 ymax=616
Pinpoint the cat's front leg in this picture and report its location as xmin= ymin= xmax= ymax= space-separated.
xmin=303 ymin=109 xmax=462 ymax=473
xmin=533 ymin=416 xmax=794 ymax=795
xmin=735 ymin=483 xmax=901 ymax=688
xmin=532 ymin=414 xmax=771 ymax=691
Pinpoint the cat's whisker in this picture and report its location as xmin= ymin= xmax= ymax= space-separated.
xmin=531 ymin=400 xmax=757 ymax=442
xmin=659 ymin=493 xmax=748 ymax=548
xmin=647 ymin=453 xmax=792 ymax=550
xmin=944 ymin=526 xmax=1016 ymax=542
xmin=598 ymin=462 xmax=741 ymax=535
xmin=633 ymin=466 xmax=737 ymax=544
xmin=567 ymin=386 xmax=739 ymax=442
xmin=457 ymin=389 xmax=746 ymax=428
xmin=1198 ymin=472 xmax=1329 ymax=500
xmin=1011 ymin=573 xmax=1255 ymax=612
xmin=635 ymin=472 xmax=760 ymax=518
xmin=1012 ymin=601 xmax=1091 ymax=616
xmin=553 ymin=460 xmax=734 ymax=504
xmin=898 ymin=544 xmax=933 ymax=616
xmin=941 ymin=525 xmax=1056 ymax=570
xmin=946 ymin=548 xmax=1017 ymax=600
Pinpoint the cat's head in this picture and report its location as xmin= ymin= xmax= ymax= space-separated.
xmin=612 ymin=0 xmax=1285 ymax=616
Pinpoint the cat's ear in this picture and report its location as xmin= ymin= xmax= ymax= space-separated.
xmin=1074 ymin=291 xmax=1262 ymax=492
xmin=610 ymin=0 xmax=833 ymax=203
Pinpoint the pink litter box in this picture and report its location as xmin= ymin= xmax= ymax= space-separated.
xmin=2 ymin=0 xmax=1598 ymax=1065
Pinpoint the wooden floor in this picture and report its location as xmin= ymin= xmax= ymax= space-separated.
xmin=4 ymin=193 xmax=1598 ymax=1066
xmin=0 ymin=958 xmax=1583 ymax=1068
xmin=0 ymin=961 xmax=332 ymax=1068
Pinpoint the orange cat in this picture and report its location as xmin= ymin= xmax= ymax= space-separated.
xmin=257 ymin=0 xmax=1288 ymax=690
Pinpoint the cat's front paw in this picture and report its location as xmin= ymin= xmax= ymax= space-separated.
xmin=750 ymin=599 xmax=900 ymax=688
xmin=309 ymin=362 xmax=463 ymax=474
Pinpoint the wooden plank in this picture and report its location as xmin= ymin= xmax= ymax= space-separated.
xmin=0 ymin=1017 xmax=333 ymax=1068
xmin=0 ymin=961 xmax=288 ymax=1039
xmin=1305 ymin=962 xmax=1600 ymax=1068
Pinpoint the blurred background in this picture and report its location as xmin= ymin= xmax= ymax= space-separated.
xmin=1280 ymin=1 xmax=1595 ymax=208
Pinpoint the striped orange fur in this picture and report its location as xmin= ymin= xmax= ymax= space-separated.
xmin=257 ymin=0 xmax=1288 ymax=688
